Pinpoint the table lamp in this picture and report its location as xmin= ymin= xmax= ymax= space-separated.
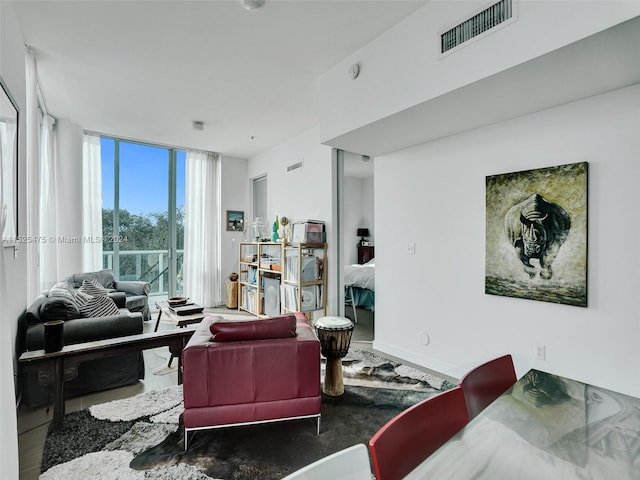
xmin=357 ymin=228 xmax=369 ymax=246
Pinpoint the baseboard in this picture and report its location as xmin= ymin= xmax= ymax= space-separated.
xmin=371 ymin=339 xmax=464 ymax=382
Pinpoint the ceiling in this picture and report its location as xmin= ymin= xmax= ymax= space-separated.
xmin=12 ymin=0 xmax=427 ymax=159
xmin=329 ymin=14 xmax=640 ymax=156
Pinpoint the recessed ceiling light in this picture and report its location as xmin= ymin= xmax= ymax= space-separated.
xmin=192 ymin=121 xmax=204 ymax=131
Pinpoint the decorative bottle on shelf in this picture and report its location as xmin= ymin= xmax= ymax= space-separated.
xmin=271 ymin=221 xmax=279 ymax=242
xmin=252 ymin=218 xmax=263 ymax=241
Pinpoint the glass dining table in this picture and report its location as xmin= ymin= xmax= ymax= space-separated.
xmin=405 ymin=369 xmax=640 ymax=479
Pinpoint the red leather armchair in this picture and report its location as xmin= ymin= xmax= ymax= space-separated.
xmin=182 ymin=312 xmax=321 ymax=449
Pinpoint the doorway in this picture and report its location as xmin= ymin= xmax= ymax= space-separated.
xmin=252 ymin=174 xmax=267 ymax=225
xmin=336 ymin=149 xmax=375 ymax=342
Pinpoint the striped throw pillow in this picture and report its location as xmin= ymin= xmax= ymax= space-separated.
xmin=75 ymin=290 xmax=120 ymax=318
xmin=78 ymin=278 xmax=109 ymax=297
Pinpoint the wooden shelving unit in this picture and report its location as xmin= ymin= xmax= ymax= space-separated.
xmin=238 ymin=241 xmax=283 ymax=317
xmin=281 ymin=242 xmax=327 ymax=317
xmin=237 ymin=241 xmax=327 ymax=318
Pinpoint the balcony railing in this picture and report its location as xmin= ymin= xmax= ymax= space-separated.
xmin=103 ymin=249 xmax=184 ymax=298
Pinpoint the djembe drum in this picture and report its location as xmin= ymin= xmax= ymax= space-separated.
xmin=314 ymin=316 xmax=354 ymax=396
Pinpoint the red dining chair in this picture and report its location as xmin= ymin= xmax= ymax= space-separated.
xmin=368 ymin=386 xmax=469 ymax=480
xmin=457 ymin=354 xmax=517 ymax=420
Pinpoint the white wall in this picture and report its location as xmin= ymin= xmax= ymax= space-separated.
xmin=374 ymin=84 xmax=640 ymax=398
xmin=0 ymin=3 xmax=25 ymax=477
xmin=247 ymin=127 xmax=335 ymax=315
xmin=220 ymin=155 xmax=248 ymax=303
xmin=313 ymin=0 xmax=640 ymax=397
xmin=362 ymin=176 xmax=374 ymax=244
xmin=248 ymin=127 xmax=332 ymax=226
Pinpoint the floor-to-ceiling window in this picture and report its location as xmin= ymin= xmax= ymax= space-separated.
xmin=101 ymin=137 xmax=185 ymax=300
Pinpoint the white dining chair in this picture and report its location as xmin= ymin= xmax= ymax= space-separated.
xmin=281 ymin=443 xmax=372 ymax=480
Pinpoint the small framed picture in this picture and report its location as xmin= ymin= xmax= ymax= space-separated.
xmin=226 ymin=210 xmax=244 ymax=231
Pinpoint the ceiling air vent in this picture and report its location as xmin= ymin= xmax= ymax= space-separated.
xmin=441 ymin=0 xmax=513 ymax=54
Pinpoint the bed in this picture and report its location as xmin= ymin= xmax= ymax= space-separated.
xmin=344 ymin=259 xmax=375 ymax=311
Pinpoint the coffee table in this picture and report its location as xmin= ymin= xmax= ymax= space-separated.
xmin=154 ymin=301 xmax=206 ymax=331
xmin=154 ymin=301 xmax=206 ymax=367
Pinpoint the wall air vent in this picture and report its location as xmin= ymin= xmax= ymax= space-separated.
xmin=441 ymin=0 xmax=513 ymax=54
xmin=287 ymin=160 xmax=304 ymax=173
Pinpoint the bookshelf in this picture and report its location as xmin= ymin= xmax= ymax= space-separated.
xmin=282 ymin=243 xmax=327 ymax=317
xmin=237 ymin=241 xmax=327 ymax=318
xmin=238 ymin=241 xmax=283 ymax=317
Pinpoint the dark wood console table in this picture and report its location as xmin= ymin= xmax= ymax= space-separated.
xmin=18 ymin=326 xmax=197 ymax=430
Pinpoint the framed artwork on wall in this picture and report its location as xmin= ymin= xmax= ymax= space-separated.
xmin=0 ymin=76 xmax=19 ymax=246
xmin=485 ymin=162 xmax=588 ymax=307
xmin=226 ymin=210 xmax=244 ymax=232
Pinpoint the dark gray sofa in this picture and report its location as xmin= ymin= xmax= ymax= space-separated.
xmin=17 ymin=273 xmax=149 ymax=407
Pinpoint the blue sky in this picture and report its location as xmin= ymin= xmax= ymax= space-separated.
xmin=101 ymin=138 xmax=185 ymax=217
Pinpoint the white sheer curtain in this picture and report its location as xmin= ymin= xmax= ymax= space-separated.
xmin=0 ymin=74 xmax=19 ymax=480
xmin=26 ymin=48 xmax=62 ymax=295
xmin=25 ymin=47 xmax=41 ymax=300
xmin=82 ymin=134 xmax=103 ymax=271
xmin=183 ymin=151 xmax=221 ymax=307
xmin=38 ymin=114 xmax=58 ymax=291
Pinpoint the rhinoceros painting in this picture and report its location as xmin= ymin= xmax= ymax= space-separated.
xmin=504 ymin=193 xmax=571 ymax=280
xmin=485 ymin=162 xmax=588 ymax=307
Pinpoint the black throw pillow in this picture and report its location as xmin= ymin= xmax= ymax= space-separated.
xmin=41 ymin=297 xmax=81 ymax=322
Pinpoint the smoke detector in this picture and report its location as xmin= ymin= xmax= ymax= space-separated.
xmin=349 ymin=63 xmax=360 ymax=79
xmin=192 ymin=121 xmax=204 ymax=131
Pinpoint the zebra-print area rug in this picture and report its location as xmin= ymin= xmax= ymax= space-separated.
xmin=40 ymin=347 xmax=455 ymax=480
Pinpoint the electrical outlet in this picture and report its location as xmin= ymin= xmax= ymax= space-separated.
xmin=535 ymin=344 xmax=546 ymax=361
xmin=407 ymin=242 xmax=416 ymax=255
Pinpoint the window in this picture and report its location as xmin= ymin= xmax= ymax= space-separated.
xmin=101 ymin=137 xmax=185 ymax=298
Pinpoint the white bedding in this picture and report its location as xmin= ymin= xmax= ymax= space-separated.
xmin=344 ymin=261 xmax=375 ymax=291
